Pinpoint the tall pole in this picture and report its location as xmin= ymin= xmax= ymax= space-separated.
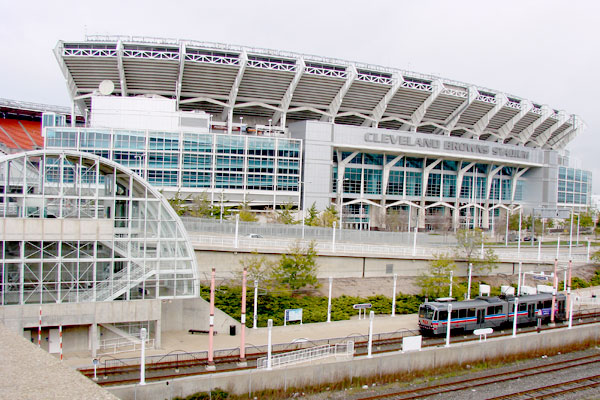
xmin=253 ymin=279 xmax=258 ymax=329
xmin=568 ymin=295 xmax=574 ymax=329
xmin=467 ymin=263 xmax=473 ymax=300
xmin=512 ymin=298 xmax=519 ymax=337
xmin=556 ymin=235 xmax=560 ymax=260
xmin=551 ymin=259 xmax=557 ymax=324
xmin=239 ymin=267 xmax=247 ymax=363
xmin=505 ymin=209 xmax=509 ymax=247
xmin=391 ymin=274 xmax=397 ymax=317
xmin=517 ymin=261 xmax=522 ymax=296
xmin=587 ymin=240 xmax=591 ymax=262
xmin=480 ymin=230 xmax=484 ymax=259
xmin=234 ymin=214 xmax=239 ymax=249
xmin=266 ymin=319 xmax=273 ymax=370
xmin=517 ymin=208 xmax=522 ymax=258
xmin=207 ymin=267 xmax=216 ymax=369
xmin=301 ymin=180 xmax=306 ymax=239
xmin=367 ymin=311 xmax=374 ymax=358
xmin=327 ymin=277 xmax=333 ymax=323
xmin=576 ymin=216 xmax=580 ymax=246
xmin=566 ymin=260 xmax=572 ymax=319
xmin=569 ymin=209 xmax=574 ymax=259
xmin=140 ymin=327 xmax=147 ymax=385
xmin=408 ymin=205 xmax=412 ymax=233
xmin=445 ymin=304 xmax=452 ymax=347
xmin=332 ymin=221 xmax=336 ymax=252
xmin=412 ymin=226 xmax=418 ymax=256
xmin=38 ymin=306 xmax=42 ymax=348
xmin=59 ymin=325 xmax=63 ymax=362
xmin=449 ymin=270 xmax=453 ymax=298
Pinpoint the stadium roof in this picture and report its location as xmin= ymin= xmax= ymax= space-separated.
xmin=54 ymin=35 xmax=582 ymax=150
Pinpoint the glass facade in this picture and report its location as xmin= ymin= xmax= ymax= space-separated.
xmin=558 ymin=167 xmax=591 ymax=205
xmin=45 ymin=128 xmax=302 ymax=196
xmin=0 ymin=151 xmax=198 ymax=305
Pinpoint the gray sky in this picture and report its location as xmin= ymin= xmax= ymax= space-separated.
xmin=2 ymin=0 xmax=598 ymax=193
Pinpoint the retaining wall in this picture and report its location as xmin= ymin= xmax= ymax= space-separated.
xmin=108 ymin=323 xmax=600 ymax=400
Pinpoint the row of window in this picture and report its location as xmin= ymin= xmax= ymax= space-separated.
xmin=45 ymin=129 xmax=302 ymax=158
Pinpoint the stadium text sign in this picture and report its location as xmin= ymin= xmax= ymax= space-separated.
xmin=363 ymin=133 xmax=530 ymax=160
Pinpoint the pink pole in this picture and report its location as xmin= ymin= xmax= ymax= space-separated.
xmin=208 ymin=267 xmax=216 ymax=365
xmin=240 ymin=267 xmax=247 ymax=361
xmin=38 ymin=306 xmax=42 ymax=348
xmin=566 ymin=259 xmax=572 ymax=319
xmin=59 ymin=325 xmax=63 ymax=361
xmin=551 ymin=259 xmax=557 ymax=323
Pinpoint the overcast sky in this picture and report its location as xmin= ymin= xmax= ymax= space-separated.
xmin=2 ymin=0 xmax=598 ymax=193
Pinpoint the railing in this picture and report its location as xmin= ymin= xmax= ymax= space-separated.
xmin=188 ymin=233 xmax=590 ymax=263
xmin=98 ymin=338 xmax=155 ymax=355
xmin=256 ymin=341 xmax=353 ymax=369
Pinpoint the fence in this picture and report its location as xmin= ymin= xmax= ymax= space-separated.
xmin=256 ymin=341 xmax=354 ymax=369
xmin=98 ymin=338 xmax=155 ymax=355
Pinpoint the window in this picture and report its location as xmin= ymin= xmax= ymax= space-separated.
xmin=406 ymin=171 xmax=422 ymax=196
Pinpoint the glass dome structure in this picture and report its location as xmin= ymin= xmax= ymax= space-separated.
xmin=0 ymin=150 xmax=199 ymax=305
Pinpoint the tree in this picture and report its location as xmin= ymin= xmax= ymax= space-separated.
xmin=238 ymin=201 xmax=258 ymax=222
xmin=270 ymin=241 xmax=319 ymax=294
xmin=318 ymin=204 xmax=338 ymax=227
xmin=416 ymin=253 xmax=456 ymax=299
xmin=508 ymin=212 xmax=521 ymax=231
xmin=188 ymin=192 xmax=213 ymax=218
xmin=237 ymin=252 xmax=275 ymax=288
xmin=270 ymin=202 xmax=297 ymax=224
xmin=304 ymin=203 xmax=319 ymax=227
xmin=455 ymin=228 xmax=498 ymax=275
xmin=166 ymin=190 xmax=191 ymax=216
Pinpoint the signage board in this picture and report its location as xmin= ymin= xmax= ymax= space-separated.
xmin=285 ymin=308 xmax=303 ymax=322
xmin=353 ymin=303 xmax=372 ymax=310
xmin=402 ymin=335 xmax=422 ymax=352
xmin=533 ymin=208 xmax=571 ymax=219
xmin=473 ymin=328 xmax=493 ymax=336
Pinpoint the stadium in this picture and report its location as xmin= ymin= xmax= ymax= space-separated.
xmin=43 ymin=34 xmax=592 ymax=231
xmin=0 ymin=34 xmax=593 ymax=356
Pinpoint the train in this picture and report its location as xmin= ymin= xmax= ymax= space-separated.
xmin=418 ymin=293 xmax=567 ymax=336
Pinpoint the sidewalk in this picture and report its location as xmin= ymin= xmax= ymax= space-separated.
xmin=63 ymin=314 xmax=418 ymax=368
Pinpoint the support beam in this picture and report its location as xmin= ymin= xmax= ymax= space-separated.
xmin=511 ymin=167 xmax=529 ymax=202
xmin=272 ymin=58 xmax=305 ymax=126
xmin=519 ymin=105 xmax=552 ymax=144
xmin=472 ymin=94 xmax=508 ymax=137
xmin=221 ymin=51 xmax=248 ymax=132
xmin=534 ymin=111 xmax=569 ymax=147
xmin=322 ymin=65 xmax=357 ymax=122
xmin=404 ymin=80 xmax=443 ymax=131
xmin=421 ymin=159 xmax=442 ymax=197
xmin=552 ymin=117 xmax=583 ymax=149
xmin=175 ymin=43 xmax=186 ymax=108
xmin=438 ymin=86 xmax=478 ymax=135
xmin=116 ymin=40 xmax=128 ymax=97
xmin=179 ymin=97 xmax=228 ymax=107
xmin=495 ymin=100 xmax=532 ymax=141
xmin=364 ymin=72 xmax=404 ymax=127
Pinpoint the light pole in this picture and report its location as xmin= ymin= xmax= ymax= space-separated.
xmin=449 ymin=270 xmax=453 ymax=298
xmin=391 ymin=274 xmax=397 ymax=317
xmin=467 ymin=263 xmax=473 ymax=300
xmin=445 ymin=304 xmax=452 ymax=347
xmin=268 ymin=119 xmax=272 ymax=134
xmin=239 ymin=116 xmax=243 ymax=134
xmin=512 ymin=298 xmax=519 ymax=337
xmin=253 ymin=280 xmax=258 ymax=329
xmin=327 ymin=277 xmax=333 ymax=322
xmin=139 ymin=327 xmax=147 ymax=385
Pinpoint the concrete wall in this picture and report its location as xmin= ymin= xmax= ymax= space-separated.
xmin=109 ymin=323 xmax=600 ymax=400
xmin=195 ymin=249 xmax=551 ymax=280
xmin=161 ymin=298 xmax=240 ymax=334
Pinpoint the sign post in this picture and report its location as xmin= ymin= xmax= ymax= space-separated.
xmin=284 ymin=309 xmax=303 ymax=326
xmin=92 ymin=358 xmax=99 ymax=381
xmin=353 ymin=303 xmax=372 ymax=320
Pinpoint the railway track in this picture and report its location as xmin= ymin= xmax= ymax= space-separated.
xmin=487 ymin=374 xmax=600 ymax=399
xmin=79 ymin=311 xmax=600 ymax=386
xmin=356 ymin=353 xmax=600 ymax=400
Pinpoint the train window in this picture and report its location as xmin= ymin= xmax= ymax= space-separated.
xmin=438 ymin=311 xmax=448 ymax=320
xmin=419 ymin=306 xmax=434 ymax=319
xmin=559 ymin=301 xmax=565 ymax=313
xmin=467 ymin=308 xmax=476 ymax=317
xmin=519 ymin=303 xmax=527 ymax=312
xmin=458 ymin=309 xmax=466 ymax=318
xmin=538 ymin=302 xmax=543 ymax=309
xmin=487 ymin=306 xmax=494 ymax=315
xmin=544 ymin=300 xmax=551 ymax=308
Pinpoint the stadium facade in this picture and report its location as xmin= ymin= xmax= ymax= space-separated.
xmin=45 ymin=35 xmax=591 ymax=231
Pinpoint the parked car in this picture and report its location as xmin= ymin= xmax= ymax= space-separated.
xmin=523 ymin=236 xmax=538 ymax=242
xmin=246 ymin=233 xmax=263 ymax=238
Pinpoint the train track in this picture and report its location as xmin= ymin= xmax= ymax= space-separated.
xmin=487 ymin=374 xmax=600 ymax=399
xmin=355 ymin=352 xmax=600 ymax=400
xmin=79 ymin=311 xmax=600 ymax=386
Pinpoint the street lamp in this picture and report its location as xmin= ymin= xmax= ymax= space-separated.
xmin=268 ymin=119 xmax=272 ymax=134
xmin=301 ymin=180 xmax=312 ymax=239
xmin=239 ymin=116 xmax=243 ymax=134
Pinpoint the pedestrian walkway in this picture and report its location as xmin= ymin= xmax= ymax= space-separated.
xmin=63 ymin=314 xmax=418 ymax=369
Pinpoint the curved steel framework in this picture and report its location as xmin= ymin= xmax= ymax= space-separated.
xmin=55 ymin=35 xmax=582 ymax=150
xmin=0 ymin=150 xmax=198 ymax=305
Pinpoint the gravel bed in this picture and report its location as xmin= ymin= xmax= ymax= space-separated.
xmin=303 ymin=347 xmax=600 ymax=400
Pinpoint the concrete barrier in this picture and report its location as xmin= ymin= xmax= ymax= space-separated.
xmin=108 ymin=323 xmax=600 ymax=400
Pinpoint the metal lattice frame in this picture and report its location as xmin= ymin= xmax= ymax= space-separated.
xmin=0 ymin=150 xmax=199 ymax=305
xmin=55 ymin=35 xmax=583 ymax=149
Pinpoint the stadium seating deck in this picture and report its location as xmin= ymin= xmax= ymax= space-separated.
xmin=0 ymin=119 xmax=42 ymax=150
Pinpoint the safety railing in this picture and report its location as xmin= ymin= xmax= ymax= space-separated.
xmin=256 ymin=341 xmax=353 ymax=369
xmin=98 ymin=338 xmax=155 ymax=355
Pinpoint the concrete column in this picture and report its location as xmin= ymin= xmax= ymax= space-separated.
xmin=90 ymin=323 xmax=98 ymax=358
xmin=155 ymin=318 xmax=162 ymax=349
xmin=418 ymin=202 xmax=425 ymax=230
